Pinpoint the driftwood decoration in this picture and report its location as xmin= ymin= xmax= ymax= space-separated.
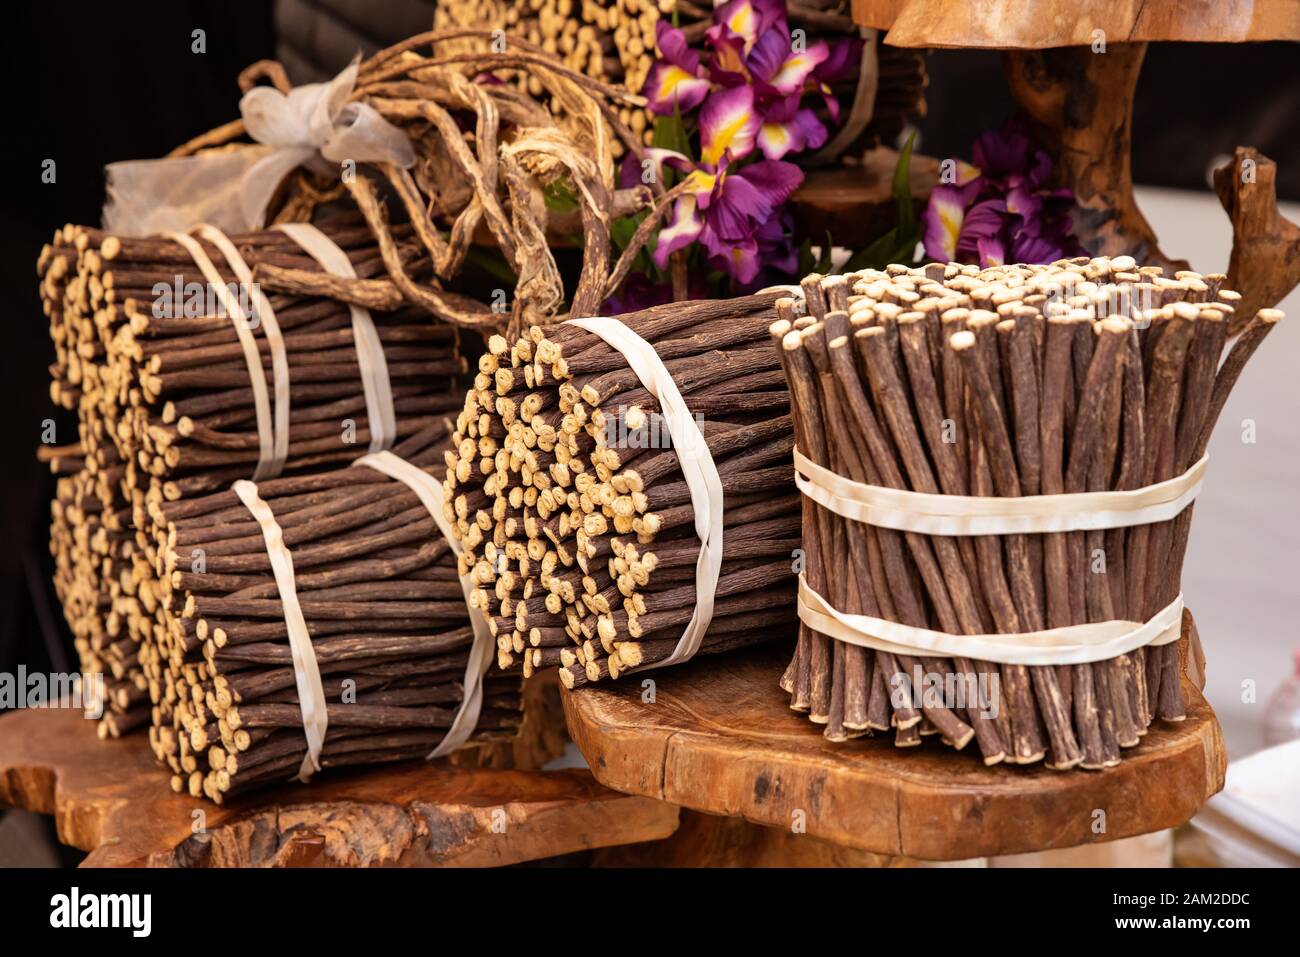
xmin=1002 ymin=44 xmax=1184 ymax=271
xmin=1215 ymin=146 xmax=1300 ymax=335
xmin=563 ymin=636 xmax=1225 ymax=860
xmin=853 ymin=0 xmax=1300 ymax=302
xmin=852 ymin=0 xmax=1300 ymax=48
xmin=0 ymin=706 xmax=678 ymax=867
xmin=172 ymin=30 xmax=680 ymax=337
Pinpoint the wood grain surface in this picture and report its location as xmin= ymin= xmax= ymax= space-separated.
xmin=852 ymin=0 xmax=1300 ymax=48
xmin=0 ymin=707 xmax=678 ymax=867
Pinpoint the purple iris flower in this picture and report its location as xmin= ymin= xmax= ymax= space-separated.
xmin=954 ymin=198 xmax=1008 ymax=258
xmin=753 ymin=209 xmax=800 ymax=278
xmin=618 ymin=0 xmax=855 ymax=298
xmin=757 ymin=94 xmax=827 ymax=160
xmin=809 ymin=36 xmax=864 ymax=122
xmin=746 ymin=29 xmax=830 ymax=98
xmin=642 ymin=21 xmax=711 ymax=115
xmin=707 ymin=0 xmax=789 ymax=56
xmin=923 ymin=123 xmax=1086 ymax=267
xmin=652 ymin=156 xmax=803 ymax=283
xmin=816 ymin=37 xmax=864 ymax=85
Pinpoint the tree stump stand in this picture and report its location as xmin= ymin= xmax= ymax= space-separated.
xmin=563 ymin=611 xmax=1225 ymax=861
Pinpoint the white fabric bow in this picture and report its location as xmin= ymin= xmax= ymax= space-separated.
xmin=103 ymin=59 xmax=415 ymax=236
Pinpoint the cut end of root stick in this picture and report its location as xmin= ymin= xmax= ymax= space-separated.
xmin=948 ymin=329 xmax=976 ymax=351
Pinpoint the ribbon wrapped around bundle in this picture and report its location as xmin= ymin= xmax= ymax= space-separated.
xmin=792 ymin=447 xmax=1206 ymax=665
xmin=232 ymin=447 xmax=497 ymax=783
xmin=102 ymin=59 xmax=415 ymax=236
xmin=564 ymin=316 xmax=725 ymax=674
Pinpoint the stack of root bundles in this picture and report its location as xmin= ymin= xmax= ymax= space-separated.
xmin=777 ymin=258 xmax=1279 ymax=768
xmin=37 ymin=218 xmax=465 ymax=740
xmin=152 ymin=421 xmax=520 ymax=802
xmin=442 ymin=294 xmax=804 ymax=688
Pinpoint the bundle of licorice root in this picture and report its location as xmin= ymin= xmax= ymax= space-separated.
xmin=45 ymin=446 xmax=152 ymax=737
xmin=146 ymin=420 xmax=518 ymax=802
xmin=49 ymin=218 xmax=461 ymax=496
xmin=777 ymin=259 xmax=1280 ymax=769
xmin=441 ymin=293 xmax=803 ymax=687
xmin=38 ymin=218 xmax=465 ymax=738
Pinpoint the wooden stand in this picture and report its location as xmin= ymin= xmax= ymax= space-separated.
xmin=0 ymin=707 xmax=678 ymax=867
xmin=1214 ymin=145 xmax=1300 ymax=332
xmin=1002 ymin=42 xmax=1183 ymax=270
xmin=592 ymin=809 xmax=925 ymax=867
xmin=564 ymin=611 xmax=1225 ymax=861
xmin=790 ymin=147 xmax=939 ymax=251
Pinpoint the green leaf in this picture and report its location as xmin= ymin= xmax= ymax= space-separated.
xmin=651 ymin=103 xmax=693 ymax=189
xmin=796 ymin=238 xmax=816 ymax=277
xmin=814 ymin=231 xmax=835 ymax=274
xmin=840 ymin=225 xmax=922 ymax=273
xmin=611 ymin=206 xmax=669 ymax=283
xmin=894 ymin=236 xmax=922 ymax=266
xmin=463 ymin=246 xmax=517 ymax=287
xmin=839 ymin=131 xmax=924 ymax=272
xmin=542 ymin=180 xmax=579 ymax=214
xmin=842 ymin=227 xmax=897 ymax=273
xmin=706 ymin=268 xmax=728 ymax=297
xmin=893 ymin=128 xmax=917 ymax=236
xmin=653 ymin=110 xmax=690 ymax=155
xmin=610 ymin=208 xmax=646 ymax=252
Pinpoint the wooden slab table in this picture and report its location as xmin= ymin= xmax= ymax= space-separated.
xmin=0 ymin=707 xmax=678 ymax=867
xmin=564 ymin=612 xmax=1226 ymax=861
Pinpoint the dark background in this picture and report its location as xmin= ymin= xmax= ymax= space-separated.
xmin=0 ymin=1 xmax=1296 ymax=698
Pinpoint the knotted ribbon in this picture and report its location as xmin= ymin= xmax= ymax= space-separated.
xmin=103 ymin=59 xmax=415 ymax=236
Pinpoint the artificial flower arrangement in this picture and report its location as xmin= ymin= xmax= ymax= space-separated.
xmin=607 ymin=0 xmax=863 ymax=307
xmin=922 ymin=123 xmax=1086 ymax=267
xmin=600 ymin=2 xmax=1088 ymax=310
